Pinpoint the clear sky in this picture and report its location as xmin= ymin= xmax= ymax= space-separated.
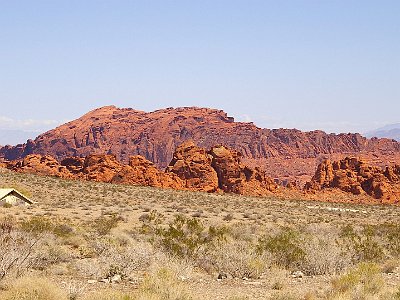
xmin=1 ymin=0 xmax=399 ymax=137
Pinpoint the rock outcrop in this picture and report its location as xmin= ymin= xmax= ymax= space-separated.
xmin=8 ymin=154 xmax=73 ymax=178
xmin=81 ymin=154 xmax=124 ymax=182
xmin=209 ymin=145 xmax=278 ymax=195
xmin=1 ymin=105 xmax=400 ymax=183
xmin=112 ymin=156 xmax=184 ymax=189
xmin=166 ymin=142 xmax=219 ymax=192
xmin=6 ymin=142 xmax=279 ymax=197
xmin=306 ymin=157 xmax=400 ymax=203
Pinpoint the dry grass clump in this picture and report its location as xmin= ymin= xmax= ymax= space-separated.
xmin=75 ymin=237 xmax=152 ymax=280
xmin=212 ymin=240 xmax=267 ymax=279
xmin=137 ymin=267 xmax=196 ymax=300
xmin=0 ymin=276 xmax=68 ymax=300
xmin=300 ymin=234 xmax=352 ymax=276
xmin=148 ymin=252 xmax=195 ymax=281
xmin=329 ymin=262 xmax=386 ymax=299
xmin=0 ymin=217 xmax=46 ymax=281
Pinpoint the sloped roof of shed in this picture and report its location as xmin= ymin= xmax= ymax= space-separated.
xmin=0 ymin=188 xmax=33 ymax=204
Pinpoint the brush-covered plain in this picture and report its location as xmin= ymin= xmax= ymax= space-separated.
xmin=1 ymin=168 xmax=400 ymax=299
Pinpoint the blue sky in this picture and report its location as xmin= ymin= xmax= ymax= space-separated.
xmin=0 ymin=0 xmax=399 ymax=138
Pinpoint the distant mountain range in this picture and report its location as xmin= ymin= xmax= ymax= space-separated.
xmin=365 ymin=124 xmax=400 ymax=141
xmin=0 ymin=129 xmax=38 ymax=147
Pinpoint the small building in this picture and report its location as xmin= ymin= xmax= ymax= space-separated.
xmin=0 ymin=189 xmax=33 ymax=206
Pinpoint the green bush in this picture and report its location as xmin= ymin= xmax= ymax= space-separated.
xmin=379 ymin=223 xmax=400 ymax=257
xmin=21 ymin=216 xmax=53 ymax=234
xmin=142 ymin=212 xmax=226 ymax=259
xmin=20 ymin=216 xmax=74 ymax=238
xmin=92 ymin=214 xmax=121 ymax=236
xmin=340 ymin=225 xmax=384 ymax=262
xmin=257 ymin=228 xmax=305 ymax=269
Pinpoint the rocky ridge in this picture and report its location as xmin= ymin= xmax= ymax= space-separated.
xmin=5 ymin=142 xmax=278 ymax=197
xmin=1 ymin=105 xmax=400 ymax=183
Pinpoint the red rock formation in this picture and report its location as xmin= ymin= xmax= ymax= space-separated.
xmin=8 ymin=154 xmax=72 ymax=178
xmin=209 ymin=145 xmax=278 ymax=196
xmin=61 ymin=157 xmax=85 ymax=174
xmin=112 ymin=155 xmax=184 ymax=189
xmin=1 ymin=106 xmax=400 ymax=183
xmin=5 ymin=142 xmax=279 ymax=197
xmin=166 ymin=141 xmax=219 ymax=192
xmin=306 ymin=157 xmax=400 ymax=203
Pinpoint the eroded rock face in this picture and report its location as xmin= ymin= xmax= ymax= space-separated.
xmin=6 ymin=142 xmax=279 ymax=197
xmin=2 ymin=105 xmax=400 ymax=183
xmin=8 ymin=154 xmax=72 ymax=178
xmin=82 ymin=154 xmax=123 ymax=182
xmin=306 ymin=157 xmax=400 ymax=203
xmin=209 ymin=145 xmax=278 ymax=196
xmin=112 ymin=155 xmax=184 ymax=189
xmin=166 ymin=141 xmax=219 ymax=192
xmin=61 ymin=157 xmax=85 ymax=174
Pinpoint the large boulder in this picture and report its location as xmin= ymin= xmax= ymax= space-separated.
xmin=166 ymin=141 xmax=219 ymax=192
xmin=209 ymin=145 xmax=278 ymax=196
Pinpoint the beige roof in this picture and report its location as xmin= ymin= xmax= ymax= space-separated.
xmin=0 ymin=188 xmax=33 ymax=204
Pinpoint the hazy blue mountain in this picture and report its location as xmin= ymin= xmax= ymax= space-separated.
xmin=365 ymin=124 xmax=400 ymax=141
xmin=0 ymin=129 xmax=38 ymax=146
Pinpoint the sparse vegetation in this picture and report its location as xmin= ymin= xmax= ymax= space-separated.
xmin=1 ymin=169 xmax=400 ymax=299
xmin=257 ymin=228 xmax=305 ymax=269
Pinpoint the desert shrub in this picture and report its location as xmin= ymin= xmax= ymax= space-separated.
xmin=52 ymin=223 xmax=74 ymax=237
xmin=21 ymin=216 xmax=74 ymax=238
xmin=340 ymin=225 xmax=384 ymax=262
xmin=212 ymin=240 xmax=267 ymax=279
xmin=267 ymin=266 xmax=289 ymax=291
xmin=142 ymin=212 xmax=226 ymax=259
xmin=77 ymin=240 xmax=151 ymax=280
xmin=149 ymin=252 xmax=195 ymax=281
xmin=137 ymin=267 xmax=196 ymax=300
xmin=257 ymin=227 xmax=305 ymax=269
xmin=32 ymin=236 xmax=70 ymax=271
xmin=330 ymin=262 xmax=384 ymax=298
xmin=21 ymin=216 xmax=53 ymax=234
xmin=91 ymin=214 xmax=121 ymax=236
xmin=0 ymin=217 xmax=44 ymax=281
xmin=379 ymin=223 xmax=400 ymax=257
xmin=0 ymin=276 xmax=68 ymax=300
xmin=300 ymin=234 xmax=352 ymax=275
